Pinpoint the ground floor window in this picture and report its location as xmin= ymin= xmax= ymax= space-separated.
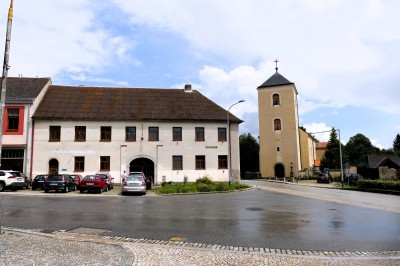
xmin=195 ymin=155 xmax=206 ymax=170
xmin=218 ymin=155 xmax=227 ymax=169
xmin=172 ymin=155 xmax=183 ymax=170
xmin=74 ymin=156 xmax=85 ymax=172
xmin=100 ymin=156 xmax=110 ymax=171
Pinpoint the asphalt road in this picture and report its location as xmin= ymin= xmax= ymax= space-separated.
xmin=0 ymin=180 xmax=399 ymax=252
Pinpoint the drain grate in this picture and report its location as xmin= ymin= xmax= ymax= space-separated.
xmin=246 ymin=207 xmax=263 ymax=211
xmin=67 ymin=227 xmax=109 ymax=235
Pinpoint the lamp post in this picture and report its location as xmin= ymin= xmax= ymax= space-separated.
xmin=227 ymin=100 xmax=244 ymax=187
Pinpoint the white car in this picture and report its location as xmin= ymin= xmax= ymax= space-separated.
xmin=121 ymin=172 xmax=146 ymax=195
xmin=0 ymin=170 xmax=26 ymax=192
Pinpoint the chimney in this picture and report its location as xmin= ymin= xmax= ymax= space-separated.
xmin=184 ymin=84 xmax=192 ymax=92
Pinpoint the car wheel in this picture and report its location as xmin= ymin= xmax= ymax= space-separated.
xmin=80 ymin=189 xmax=84 ymax=193
xmin=44 ymin=189 xmax=49 ymax=193
xmin=143 ymin=191 xmax=146 ymax=195
xmin=0 ymin=182 xmax=5 ymax=192
xmin=74 ymin=185 xmax=77 ymax=191
xmin=99 ymin=187 xmax=102 ymax=194
xmin=64 ymin=186 xmax=69 ymax=193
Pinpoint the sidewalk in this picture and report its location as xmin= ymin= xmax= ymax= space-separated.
xmin=1 ymin=227 xmax=399 ymax=266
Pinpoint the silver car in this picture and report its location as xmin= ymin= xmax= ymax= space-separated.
xmin=121 ymin=172 xmax=146 ymax=195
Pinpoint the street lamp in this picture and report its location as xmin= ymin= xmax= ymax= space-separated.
xmin=227 ymin=100 xmax=245 ymax=186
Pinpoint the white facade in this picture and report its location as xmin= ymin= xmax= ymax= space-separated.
xmin=32 ymin=120 xmax=241 ymax=184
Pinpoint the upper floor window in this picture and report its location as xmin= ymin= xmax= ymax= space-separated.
xmin=195 ymin=127 xmax=205 ymax=141
xmin=49 ymin=126 xmax=61 ymax=142
xmin=218 ymin=155 xmax=228 ymax=169
xmin=7 ymin=108 xmax=19 ymax=131
xmin=173 ymin=127 xmax=182 ymax=141
xmin=100 ymin=156 xmax=110 ymax=171
xmin=149 ymin=127 xmax=159 ymax=141
xmin=172 ymin=155 xmax=183 ymax=170
xmin=126 ymin=127 xmax=136 ymax=141
xmin=74 ymin=156 xmax=85 ymax=172
xmin=274 ymin=119 xmax=282 ymax=131
xmin=195 ymin=155 xmax=206 ymax=170
xmin=273 ymin=94 xmax=280 ymax=106
xmin=100 ymin=126 xmax=112 ymax=141
xmin=75 ymin=126 xmax=86 ymax=141
xmin=218 ymin=128 xmax=227 ymax=142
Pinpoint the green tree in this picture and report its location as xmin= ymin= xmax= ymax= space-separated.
xmin=239 ymin=133 xmax=259 ymax=178
xmin=320 ymin=128 xmax=343 ymax=170
xmin=345 ymin=133 xmax=379 ymax=167
xmin=393 ymin=133 xmax=400 ymax=155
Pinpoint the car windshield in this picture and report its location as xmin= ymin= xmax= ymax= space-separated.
xmin=34 ymin=175 xmax=46 ymax=180
xmin=47 ymin=175 xmax=63 ymax=181
xmin=83 ymin=175 xmax=99 ymax=181
xmin=127 ymin=175 xmax=142 ymax=181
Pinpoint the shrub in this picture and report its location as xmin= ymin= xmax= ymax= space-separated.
xmin=358 ymin=180 xmax=400 ymax=191
xmin=195 ymin=175 xmax=215 ymax=185
xmin=215 ymin=182 xmax=229 ymax=191
xmin=196 ymin=183 xmax=211 ymax=192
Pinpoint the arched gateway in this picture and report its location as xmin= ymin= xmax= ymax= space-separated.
xmin=129 ymin=158 xmax=155 ymax=184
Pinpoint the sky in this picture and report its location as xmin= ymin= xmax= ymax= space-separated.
xmin=0 ymin=0 xmax=399 ymax=149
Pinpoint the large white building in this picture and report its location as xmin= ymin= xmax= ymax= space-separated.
xmin=31 ymin=84 xmax=243 ymax=184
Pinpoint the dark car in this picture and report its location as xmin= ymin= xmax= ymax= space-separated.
xmin=80 ymin=175 xmax=109 ymax=193
xmin=44 ymin=174 xmax=77 ymax=193
xmin=32 ymin=174 xmax=48 ymax=190
xmin=317 ymin=172 xmax=333 ymax=183
xmin=70 ymin=174 xmax=83 ymax=188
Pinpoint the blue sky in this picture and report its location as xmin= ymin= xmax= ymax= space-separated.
xmin=1 ymin=0 xmax=399 ymax=148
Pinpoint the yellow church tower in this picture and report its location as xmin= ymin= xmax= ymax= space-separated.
xmin=257 ymin=61 xmax=301 ymax=178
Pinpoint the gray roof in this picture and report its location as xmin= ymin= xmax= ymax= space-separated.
xmin=258 ymin=71 xmax=293 ymax=88
xmin=33 ymin=85 xmax=243 ymax=123
xmin=1 ymin=77 xmax=51 ymax=100
xmin=368 ymin=154 xmax=400 ymax=168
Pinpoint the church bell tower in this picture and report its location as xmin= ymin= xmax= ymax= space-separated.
xmin=257 ymin=61 xmax=301 ymax=178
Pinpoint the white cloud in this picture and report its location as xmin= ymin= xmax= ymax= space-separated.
xmin=303 ymin=123 xmax=332 ymax=142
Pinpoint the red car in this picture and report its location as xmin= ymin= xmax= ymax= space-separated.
xmin=70 ymin=174 xmax=83 ymax=188
xmin=79 ymin=175 xmax=109 ymax=193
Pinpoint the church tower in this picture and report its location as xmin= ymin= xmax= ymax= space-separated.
xmin=257 ymin=62 xmax=301 ymax=178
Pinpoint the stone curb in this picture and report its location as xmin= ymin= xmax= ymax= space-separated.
xmin=2 ymin=227 xmax=399 ymax=260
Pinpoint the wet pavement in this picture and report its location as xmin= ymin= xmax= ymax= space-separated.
xmin=1 ymin=180 xmax=399 ymax=265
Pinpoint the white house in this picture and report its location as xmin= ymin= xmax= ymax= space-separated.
xmin=31 ymin=84 xmax=243 ymax=184
xmin=0 ymin=77 xmax=51 ymax=178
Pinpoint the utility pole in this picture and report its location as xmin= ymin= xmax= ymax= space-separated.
xmin=0 ymin=0 xmax=14 ymax=168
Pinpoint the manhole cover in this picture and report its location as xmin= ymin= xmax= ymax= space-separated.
xmin=246 ymin=207 xmax=263 ymax=211
xmin=67 ymin=227 xmax=109 ymax=235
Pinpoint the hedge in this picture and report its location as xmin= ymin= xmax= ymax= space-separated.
xmin=357 ymin=180 xmax=400 ymax=191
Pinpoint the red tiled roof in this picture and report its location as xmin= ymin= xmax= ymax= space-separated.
xmin=32 ymin=85 xmax=243 ymax=123
xmin=316 ymin=142 xmax=328 ymax=149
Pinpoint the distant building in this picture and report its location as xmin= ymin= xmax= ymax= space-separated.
xmin=0 ymin=77 xmax=51 ymax=178
xmin=257 ymin=67 xmax=317 ymax=178
xmin=31 ymin=84 xmax=243 ymax=184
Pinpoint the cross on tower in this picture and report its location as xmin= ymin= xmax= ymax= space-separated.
xmin=274 ymin=59 xmax=279 ymax=72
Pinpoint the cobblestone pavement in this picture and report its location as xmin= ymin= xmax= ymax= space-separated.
xmin=1 ymin=228 xmax=399 ymax=266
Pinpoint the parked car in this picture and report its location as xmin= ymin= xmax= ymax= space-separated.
xmin=80 ymin=175 xmax=109 ymax=193
xmin=3 ymin=170 xmax=31 ymax=189
xmin=70 ymin=174 xmax=83 ymax=188
xmin=0 ymin=170 xmax=26 ymax=192
xmin=317 ymin=172 xmax=333 ymax=183
xmin=96 ymin=172 xmax=114 ymax=190
xmin=122 ymin=172 xmax=146 ymax=195
xmin=32 ymin=174 xmax=48 ymax=190
xmin=44 ymin=174 xmax=77 ymax=193
xmin=344 ymin=173 xmax=364 ymax=181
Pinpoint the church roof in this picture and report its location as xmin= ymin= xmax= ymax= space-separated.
xmin=258 ymin=71 xmax=294 ymax=89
